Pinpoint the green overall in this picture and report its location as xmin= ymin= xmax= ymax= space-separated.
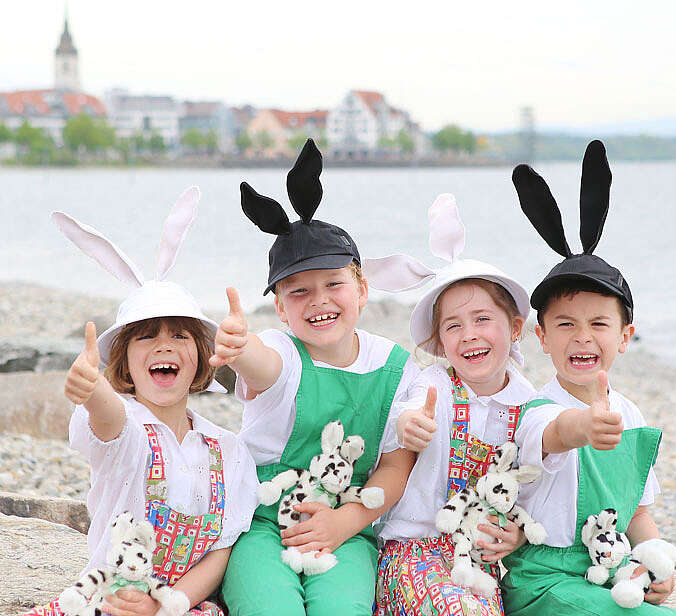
xmin=501 ymin=404 xmax=672 ymax=615
xmin=222 ymin=335 xmax=410 ymax=616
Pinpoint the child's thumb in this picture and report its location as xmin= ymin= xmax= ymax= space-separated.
xmin=84 ymin=321 xmax=99 ymax=367
xmin=594 ymin=370 xmax=610 ymax=408
xmin=227 ymin=287 xmax=244 ymax=317
xmin=422 ymin=387 xmax=437 ymax=419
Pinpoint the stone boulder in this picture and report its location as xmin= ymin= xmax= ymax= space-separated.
xmin=0 ymin=514 xmax=88 ymax=616
xmin=0 ymin=492 xmax=89 ymax=534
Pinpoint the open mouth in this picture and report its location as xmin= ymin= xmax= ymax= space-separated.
xmin=149 ymin=362 xmax=179 ymax=386
xmin=307 ymin=312 xmax=338 ymax=328
xmin=568 ymin=354 xmax=599 ymax=368
xmin=462 ymin=348 xmax=490 ymax=362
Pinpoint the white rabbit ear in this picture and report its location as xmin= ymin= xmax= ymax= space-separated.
xmin=52 ymin=212 xmax=144 ymax=287
xmin=363 ymin=255 xmax=435 ymax=292
xmin=156 ymin=186 xmax=200 ymax=281
xmin=428 ymin=193 xmax=465 ymax=262
xmin=321 ymin=421 xmax=345 ymax=454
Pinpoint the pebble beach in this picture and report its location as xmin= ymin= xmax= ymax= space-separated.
xmin=2 ymin=280 xmax=676 ymax=610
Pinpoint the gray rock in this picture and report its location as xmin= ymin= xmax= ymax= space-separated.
xmin=0 ymin=491 xmax=89 ymax=534
xmin=0 ymin=338 xmax=81 ymax=373
xmin=0 ymin=513 xmax=88 ymax=616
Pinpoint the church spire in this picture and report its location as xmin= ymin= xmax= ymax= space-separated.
xmin=54 ymin=6 xmax=80 ymax=91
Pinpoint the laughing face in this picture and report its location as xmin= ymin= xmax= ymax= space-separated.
xmin=274 ymin=266 xmax=368 ymax=365
xmin=535 ymin=291 xmax=634 ymax=400
xmin=126 ymin=322 xmax=199 ymax=411
xmin=437 ymin=282 xmax=523 ymax=396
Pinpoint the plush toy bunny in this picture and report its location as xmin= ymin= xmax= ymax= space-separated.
xmin=58 ymin=512 xmax=189 ymax=616
xmin=435 ymin=441 xmax=547 ymax=596
xmin=258 ymin=420 xmax=385 ymax=575
xmin=610 ymin=538 xmax=676 ymax=608
xmin=581 ymin=508 xmax=632 ymax=585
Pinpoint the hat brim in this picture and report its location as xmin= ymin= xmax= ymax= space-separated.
xmin=531 ymin=273 xmax=633 ymax=313
xmin=98 ymin=313 xmax=219 ymax=365
xmin=264 ymin=253 xmax=355 ymax=295
xmin=409 ymin=261 xmax=531 ymax=355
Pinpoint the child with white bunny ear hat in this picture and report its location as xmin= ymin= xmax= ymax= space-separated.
xmin=366 ymin=194 xmax=536 ymax=616
xmin=24 ymin=188 xmax=259 ymax=616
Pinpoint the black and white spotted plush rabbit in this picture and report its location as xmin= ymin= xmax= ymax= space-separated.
xmin=581 ymin=508 xmax=631 ymax=586
xmin=258 ymin=420 xmax=385 ymax=575
xmin=435 ymin=441 xmax=546 ymax=597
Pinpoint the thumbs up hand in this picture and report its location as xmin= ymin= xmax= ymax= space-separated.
xmin=397 ymin=387 xmax=438 ymax=452
xmin=585 ymin=371 xmax=623 ymax=450
xmin=65 ymin=321 xmax=101 ymax=405
xmin=210 ymin=287 xmax=249 ymax=367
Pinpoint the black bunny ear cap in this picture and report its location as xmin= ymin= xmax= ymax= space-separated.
xmin=240 ymin=139 xmax=360 ymax=295
xmin=513 ymin=140 xmax=633 ymax=321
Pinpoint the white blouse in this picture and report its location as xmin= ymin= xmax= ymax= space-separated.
xmin=70 ymin=397 xmax=259 ymax=571
xmin=515 ymin=376 xmax=660 ymax=547
xmin=236 ymin=328 xmax=420 ymax=467
xmin=375 ymin=362 xmax=536 ymax=543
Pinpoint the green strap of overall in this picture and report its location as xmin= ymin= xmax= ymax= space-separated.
xmin=502 ymin=404 xmax=665 ymax=615
xmin=255 ymin=335 xmax=409 ymax=536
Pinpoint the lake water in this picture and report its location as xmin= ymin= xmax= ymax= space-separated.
xmin=2 ymin=162 xmax=675 ymax=362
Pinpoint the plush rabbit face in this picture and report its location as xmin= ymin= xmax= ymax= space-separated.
xmin=309 ymin=422 xmax=365 ymax=494
xmin=581 ymin=508 xmax=631 ymax=569
xmin=475 ymin=442 xmax=541 ymax=514
xmin=106 ymin=512 xmax=156 ymax=582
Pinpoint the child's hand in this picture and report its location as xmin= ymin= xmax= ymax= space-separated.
xmin=210 ymin=287 xmax=248 ymax=367
xmin=477 ymin=516 xmax=527 ymax=562
xmin=102 ymin=589 xmax=160 ymax=616
xmin=584 ymin=371 xmax=623 ymax=450
xmin=65 ymin=321 xmax=100 ymax=405
xmin=280 ymin=502 xmax=352 ymax=555
xmin=631 ymin=564 xmax=675 ymax=605
xmin=398 ymin=387 xmax=437 ymax=452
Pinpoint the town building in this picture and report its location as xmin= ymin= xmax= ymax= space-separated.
xmin=245 ymin=109 xmax=327 ymax=157
xmin=179 ymin=101 xmax=236 ymax=153
xmin=54 ymin=14 xmax=81 ymax=92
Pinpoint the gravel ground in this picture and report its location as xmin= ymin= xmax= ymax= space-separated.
xmin=1 ymin=282 xmax=676 ymax=546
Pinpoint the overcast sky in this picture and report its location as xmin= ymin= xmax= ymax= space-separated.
xmin=3 ymin=0 xmax=675 ymax=132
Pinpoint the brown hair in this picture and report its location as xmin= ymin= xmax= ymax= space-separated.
xmin=104 ymin=316 xmax=216 ymax=395
xmin=274 ymin=261 xmax=365 ymax=295
xmin=536 ymin=280 xmax=631 ymax=327
xmin=420 ymin=278 xmax=520 ymax=357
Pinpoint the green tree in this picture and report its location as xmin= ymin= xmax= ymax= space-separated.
xmin=149 ymin=133 xmax=166 ymax=153
xmin=235 ymin=131 xmax=252 ymax=153
xmin=132 ymin=133 xmax=147 ymax=153
xmin=14 ymin=121 xmax=44 ymax=148
xmin=205 ymin=129 xmax=219 ymax=155
xmin=432 ymin=124 xmax=465 ymax=152
xmin=182 ymin=128 xmax=206 ymax=151
xmin=63 ymin=114 xmax=114 ymax=153
xmin=253 ymin=130 xmax=274 ymax=151
xmin=287 ymin=132 xmax=310 ymax=152
xmin=377 ymin=135 xmax=398 ymax=150
xmin=397 ymin=129 xmax=415 ymax=154
xmin=0 ymin=123 xmax=12 ymax=143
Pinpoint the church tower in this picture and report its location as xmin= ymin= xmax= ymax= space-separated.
xmin=54 ymin=13 xmax=80 ymax=92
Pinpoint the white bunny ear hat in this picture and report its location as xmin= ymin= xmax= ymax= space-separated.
xmin=364 ymin=194 xmax=530 ymax=359
xmin=52 ymin=187 xmax=224 ymax=392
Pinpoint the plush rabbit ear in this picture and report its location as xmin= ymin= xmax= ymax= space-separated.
xmin=513 ymin=165 xmax=572 ymax=258
xmin=492 ymin=441 xmax=518 ymax=472
xmin=286 ymin=139 xmax=323 ymax=223
xmin=156 ymin=186 xmax=200 ymax=281
xmin=579 ymin=140 xmax=611 ymax=255
xmin=363 ymin=255 xmax=435 ymax=292
xmin=241 ymin=182 xmax=291 ymax=235
xmin=321 ymin=421 xmax=345 ymax=454
xmin=52 ymin=212 xmax=144 ymax=287
xmin=428 ymin=193 xmax=465 ymax=262
xmin=580 ymin=514 xmax=597 ymax=547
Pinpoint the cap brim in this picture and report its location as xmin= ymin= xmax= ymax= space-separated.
xmin=531 ymin=273 xmax=632 ymax=312
xmin=264 ymin=253 xmax=355 ymax=295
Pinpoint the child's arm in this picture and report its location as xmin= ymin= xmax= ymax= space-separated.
xmin=280 ymin=448 xmax=415 ymax=554
xmin=626 ymin=506 xmax=675 ymax=605
xmin=541 ymin=371 xmax=623 ymax=454
xmin=65 ymin=321 xmax=125 ymax=442
xmin=209 ymin=287 xmax=282 ymax=395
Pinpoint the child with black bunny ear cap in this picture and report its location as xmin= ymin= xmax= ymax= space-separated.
xmin=501 ymin=141 xmax=675 ymax=614
xmin=210 ymin=140 xmax=420 ymax=615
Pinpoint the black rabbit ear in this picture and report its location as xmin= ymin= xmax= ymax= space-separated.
xmin=513 ymin=164 xmax=572 ymax=258
xmin=579 ymin=140 xmax=611 ymax=254
xmin=240 ymin=182 xmax=291 ymax=235
xmin=286 ymin=138 xmax=323 ymax=223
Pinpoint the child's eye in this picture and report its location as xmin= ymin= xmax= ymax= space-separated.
xmin=557 ymin=322 xmax=573 ymax=327
xmin=290 ymin=288 xmax=307 ymax=295
xmin=137 ymin=334 xmax=153 ymax=340
xmin=327 ymin=281 xmax=343 ymax=287
xmin=445 ymin=323 xmax=459 ymax=331
xmin=477 ymin=316 xmax=490 ymax=323
xmin=592 ymin=322 xmax=608 ymax=328
xmin=173 ymin=332 xmax=189 ymax=339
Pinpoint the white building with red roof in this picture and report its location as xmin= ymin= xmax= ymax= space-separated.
xmin=246 ymin=108 xmax=328 ymax=157
xmin=327 ymin=90 xmax=422 ymax=158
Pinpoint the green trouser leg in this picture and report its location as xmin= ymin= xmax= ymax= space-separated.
xmin=221 ymin=516 xmax=378 ymax=616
